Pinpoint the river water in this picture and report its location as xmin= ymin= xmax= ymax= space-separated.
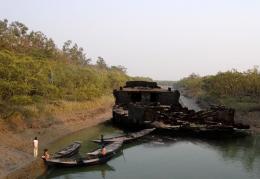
xmin=39 ymin=123 xmax=260 ymax=179
xmin=39 ymin=96 xmax=260 ymax=179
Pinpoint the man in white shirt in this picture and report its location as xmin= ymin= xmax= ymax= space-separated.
xmin=33 ymin=137 xmax=38 ymax=158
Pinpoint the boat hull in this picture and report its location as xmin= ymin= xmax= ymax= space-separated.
xmin=52 ymin=141 xmax=81 ymax=158
xmin=92 ymin=128 xmax=155 ymax=144
xmin=45 ymin=152 xmax=116 ymax=168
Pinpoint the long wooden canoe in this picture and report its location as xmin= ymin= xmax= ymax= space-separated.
xmin=92 ymin=128 xmax=155 ymax=144
xmin=52 ymin=141 xmax=81 ymax=158
xmin=44 ymin=151 xmax=116 ymax=167
xmin=87 ymin=141 xmax=123 ymax=157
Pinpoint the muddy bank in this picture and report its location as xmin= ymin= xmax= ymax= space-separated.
xmin=0 ymin=97 xmax=113 ymax=179
xmin=235 ymin=111 xmax=260 ymax=133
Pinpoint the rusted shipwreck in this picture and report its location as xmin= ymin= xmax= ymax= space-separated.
xmin=112 ymin=81 xmax=250 ymax=136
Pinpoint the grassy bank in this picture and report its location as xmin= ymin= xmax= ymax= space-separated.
xmin=0 ymin=95 xmax=114 ymax=178
xmin=0 ymin=95 xmax=114 ymax=141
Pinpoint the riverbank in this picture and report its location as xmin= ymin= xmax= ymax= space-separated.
xmin=175 ymin=69 xmax=260 ymax=133
xmin=180 ymin=92 xmax=260 ymax=133
xmin=0 ymin=96 xmax=114 ymax=179
xmin=195 ymin=96 xmax=260 ymax=133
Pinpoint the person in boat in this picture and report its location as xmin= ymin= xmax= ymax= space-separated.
xmin=101 ymin=145 xmax=107 ymax=157
xmin=98 ymin=134 xmax=105 ymax=149
xmin=101 ymin=134 xmax=104 ymax=145
xmin=33 ymin=137 xmax=38 ymax=158
xmin=42 ymin=149 xmax=50 ymax=160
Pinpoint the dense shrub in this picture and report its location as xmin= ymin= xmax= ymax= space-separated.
xmin=176 ymin=68 xmax=260 ymax=110
xmin=0 ymin=19 xmax=136 ymax=106
xmin=0 ymin=50 xmax=131 ymax=103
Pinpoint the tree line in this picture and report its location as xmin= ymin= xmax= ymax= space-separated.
xmin=0 ymin=19 xmax=147 ymax=106
xmin=175 ymin=67 xmax=260 ymax=110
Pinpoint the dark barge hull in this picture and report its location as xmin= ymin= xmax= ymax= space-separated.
xmin=112 ymin=106 xmax=251 ymax=139
xmin=111 ymin=81 xmax=251 ymax=138
xmin=155 ymin=127 xmax=251 ymax=139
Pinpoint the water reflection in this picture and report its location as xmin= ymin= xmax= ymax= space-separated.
xmin=144 ymin=134 xmax=260 ymax=178
xmin=39 ymin=123 xmax=260 ymax=179
xmin=44 ymin=164 xmax=115 ymax=178
xmin=210 ymin=136 xmax=260 ymax=173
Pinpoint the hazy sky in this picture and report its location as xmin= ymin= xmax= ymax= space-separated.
xmin=1 ymin=0 xmax=260 ymax=80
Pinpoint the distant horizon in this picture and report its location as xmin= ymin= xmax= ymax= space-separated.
xmin=1 ymin=0 xmax=260 ymax=80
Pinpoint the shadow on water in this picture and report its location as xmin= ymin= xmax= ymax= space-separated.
xmin=38 ymin=122 xmax=260 ymax=179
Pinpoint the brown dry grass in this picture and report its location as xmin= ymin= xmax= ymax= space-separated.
xmin=0 ymin=95 xmax=114 ymax=178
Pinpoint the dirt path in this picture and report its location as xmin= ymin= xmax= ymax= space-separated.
xmin=0 ymin=99 xmax=113 ymax=179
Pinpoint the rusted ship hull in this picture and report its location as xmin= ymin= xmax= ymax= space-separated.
xmin=112 ymin=81 xmax=250 ymax=137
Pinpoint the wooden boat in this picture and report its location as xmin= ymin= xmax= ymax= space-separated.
xmin=52 ymin=141 xmax=81 ymax=158
xmin=44 ymin=141 xmax=122 ymax=167
xmin=87 ymin=141 xmax=123 ymax=157
xmin=44 ymin=154 xmax=113 ymax=167
xmin=92 ymin=128 xmax=155 ymax=144
xmin=44 ymin=150 xmax=117 ymax=167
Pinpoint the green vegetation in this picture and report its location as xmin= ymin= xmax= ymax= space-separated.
xmin=156 ymin=80 xmax=176 ymax=87
xmin=0 ymin=19 xmax=149 ymax=118
xmin=176 ymin=68 xmax=260 ymax=111
xmin=131 ymin=76 xmax=153 ymax=82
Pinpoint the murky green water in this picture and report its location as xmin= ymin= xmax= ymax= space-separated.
xmin=39 ymin=123 xmax=260 ymax=179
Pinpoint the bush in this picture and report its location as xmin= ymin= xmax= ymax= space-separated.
xmin=0 ymin=50 xmax=130 ymax=105
xmin=177 ymin=68 xmax=260 ymax=111
xmin=9 ymin=95 xmax=33 ymax=105
xmin=0 ymin=19 xmax=142 ymax=111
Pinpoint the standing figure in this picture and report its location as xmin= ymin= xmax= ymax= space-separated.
xmin=33 ymin=137 xmax=38 ymax=158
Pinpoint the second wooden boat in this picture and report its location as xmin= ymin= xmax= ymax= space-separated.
xmin=92 ymin=128 xmax=155 ymax=144
xmin=44 ymin=150 xmax=117 ymax=167
xmin=52 ymin=141 xmax=81 ymax=158
xmin=87 ymin=141 xmax=123 ymax=157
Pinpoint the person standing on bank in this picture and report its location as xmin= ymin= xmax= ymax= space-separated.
xmin=33 ymin=137 xmax=38 ymax=158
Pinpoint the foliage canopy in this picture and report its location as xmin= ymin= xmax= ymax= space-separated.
xmin=0 ymin=19 xmax=141 ymax=106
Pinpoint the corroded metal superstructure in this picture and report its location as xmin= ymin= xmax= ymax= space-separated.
xmin=112 ymin=81 xmax=250 ymax=135
xmin=113 ymin=81 xmax=180 ymax=127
